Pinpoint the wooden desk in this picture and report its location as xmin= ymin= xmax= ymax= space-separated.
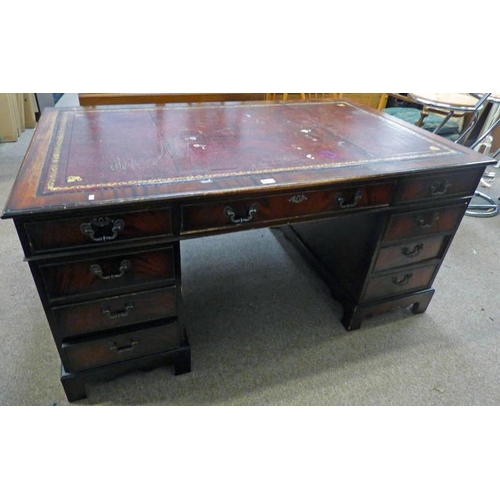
xmin=2 ymin=100 xmax=494 ymax=401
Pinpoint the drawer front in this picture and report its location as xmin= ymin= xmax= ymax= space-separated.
xmin=53 ymin=287 xmax=177 ymax=339
xmin=393 ymin=169 xmax=482 ymax=204
xmin=24 ymin=208 xmax=172 ymax=254
xmin=364 ymin=265 xmax=438 ymax=301
xmin=62 ymin=321 xmax=182 ymax=372
xmin=181 ymin=182 xmax=394 ymax=233
xmin=373 ymin=236 xmax=446 ymax=273
xmin=383 ymin=204 xmax=466 ymax=243
xmin=39 ymin=247 xmax=176 ymax=300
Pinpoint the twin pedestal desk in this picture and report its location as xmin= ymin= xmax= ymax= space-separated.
xmin=2 ymin=100 xmax=494 ymax=401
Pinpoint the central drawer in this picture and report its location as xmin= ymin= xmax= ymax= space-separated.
xmin=52 ymin=287 xmax=178 ymax=339
xmin=62 ymin=320 xmax=182 ymax=372
xmin=39 ymin=246 xmax=176 ymax=301
xmin=181 ymin=182 xmax=394 ymax=234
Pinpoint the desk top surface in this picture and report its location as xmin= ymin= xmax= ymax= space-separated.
xmin=2 ymin=100 xmax=493 ymax=218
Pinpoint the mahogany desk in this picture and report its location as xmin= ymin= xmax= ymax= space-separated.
xmin=2 ymin=100 xmax=494 ymax=401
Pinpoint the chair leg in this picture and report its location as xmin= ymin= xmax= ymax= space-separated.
xmin=416 ymin=108 xmax=429 ymax=127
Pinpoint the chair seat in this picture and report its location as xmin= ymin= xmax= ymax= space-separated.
xmin=409 ymin=92 xmax=479 ymax=111
xmin=384 ymin=107 xmax=460 ymax=136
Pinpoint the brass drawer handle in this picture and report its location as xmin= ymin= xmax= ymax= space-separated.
xmin=90 ymin=260 xmax=131 ymax=280
xmin=335 ymin=190 xmax=363 ymax=209
xmin=417 ymin=212 xmax=440 ymax=229
xmin=108 ymin=339 xmax=139 ymax=354
xmin=80 ymin=217 xmax=125 ymax=242
xmin=392 ymin=273 xmax=413 ymax=286
xmin=402 ymin=244 xmax=423 ymax=258
xmin=430 ymin=179 xmax=452 ymax=197
xmin=101 ymin=301 xmax=135 ymax=319
xmin=289 ymin=194 xmax=308 ymax=204
xmin=224 ymin=204 xmax=258 ymax=224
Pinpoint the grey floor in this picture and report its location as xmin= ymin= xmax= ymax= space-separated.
xmin=1 ymin=94 xmax=499 ymax=405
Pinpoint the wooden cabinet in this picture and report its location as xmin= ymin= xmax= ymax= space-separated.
xmin=0 ymin=93 xmax=36 ymax=142
xmin=20 ymin=207 xmax=188 ymax=402
xmin=77 ymin=93 xmax=267 ymax=106
xmin=279 ymin=192 xmax=481 ymax=331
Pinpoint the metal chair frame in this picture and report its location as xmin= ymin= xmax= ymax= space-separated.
xmin=408 ymin=93 xmax=492 ymax=144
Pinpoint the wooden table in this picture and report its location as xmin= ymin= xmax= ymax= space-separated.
xmin=2 ymin=100 xmax=494 ymax=401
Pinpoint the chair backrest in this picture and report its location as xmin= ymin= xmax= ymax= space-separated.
xmin=342 ymin=93 xmax=388 ymax=110
xmin=405 ymin=93 xmax=492 ymax=146
xmin=265 ymin=93 xmax=289 ymax=101
xmin=299 ymin=93 xmax=388 ymax=110
xmin=301 ymin=93 xmax=344 ymax=100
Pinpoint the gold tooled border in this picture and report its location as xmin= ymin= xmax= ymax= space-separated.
xmin=43 ymin=101 xmax=461 ymax=193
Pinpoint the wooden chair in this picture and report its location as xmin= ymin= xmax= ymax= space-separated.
xmin=300 ymin=93 xmax=344 ymax=100
xmin=343 ymin=93 xmax=388 ymax=111
xmin=408 ymin=93 xmax=491 ymax=142
xmin=265 ymin=93 xmax=289 ymax=101
xmin=299 ymin=93 xmax=388 ymax=111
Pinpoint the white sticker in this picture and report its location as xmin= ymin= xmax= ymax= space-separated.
xmin=88 ymin=194 xmax=95 ymax=200
xmin=260 ymin=178 xmax=276 ymax=185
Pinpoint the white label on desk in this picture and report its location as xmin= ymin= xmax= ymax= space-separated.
xmin=260 ymin=178 xmax=276 ymax=185
xmin=88 ymin=194 xmax=95 ymax=200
